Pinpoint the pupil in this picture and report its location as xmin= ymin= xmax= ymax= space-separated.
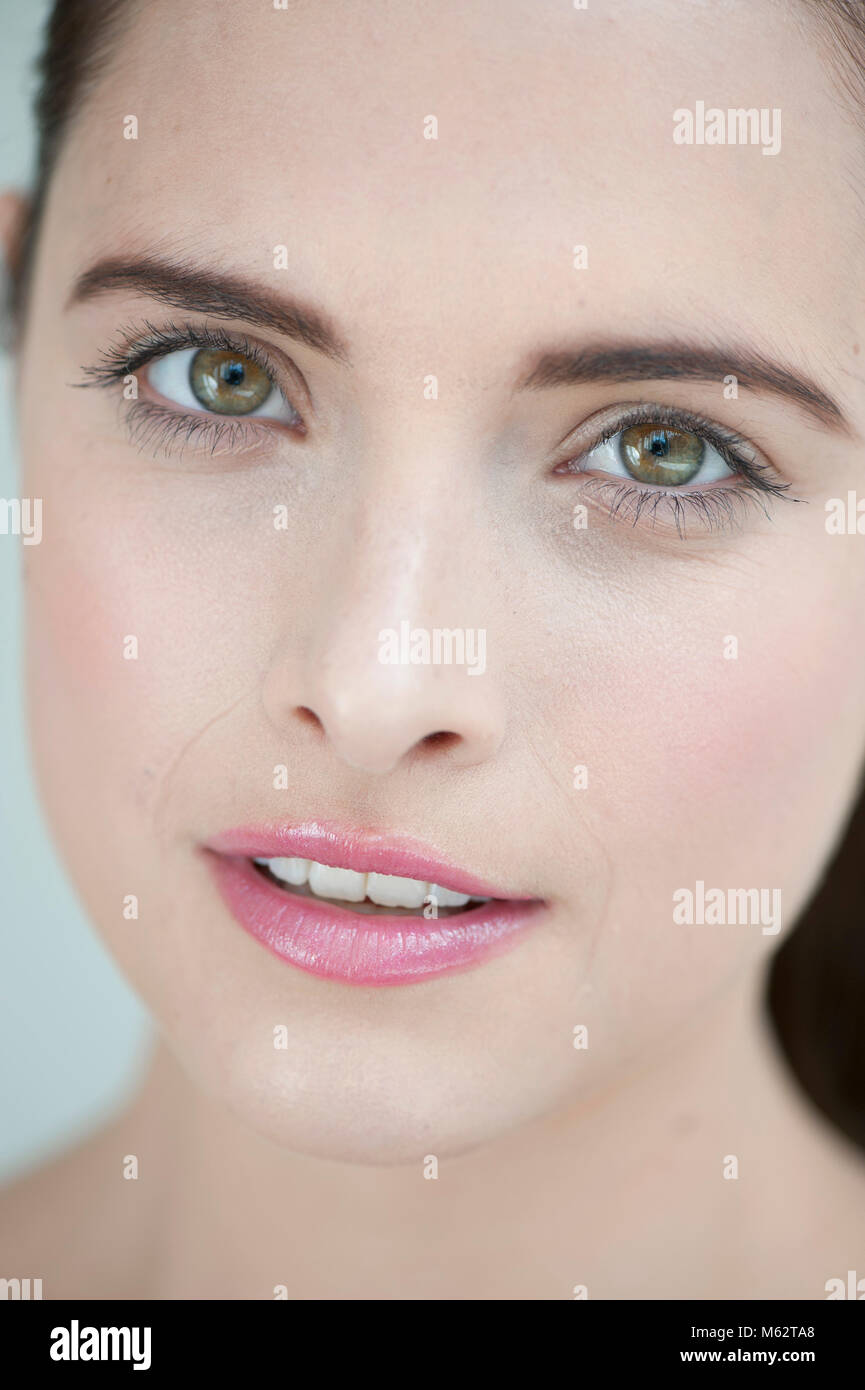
xmin=221 ymin=360 xmax=245 ymax=386
xmin=648 ymin=431 xmax=669 ymax=458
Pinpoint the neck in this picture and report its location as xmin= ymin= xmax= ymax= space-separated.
xmin=119 ymin=965 xmax=829 ymax=1298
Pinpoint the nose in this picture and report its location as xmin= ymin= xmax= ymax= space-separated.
xmin=261 ymin=470 xmax=506 ymax=776
xmin=296 ymin=673 xmax=504 ymax=777
xmin=263 ymin=620 xmax=505 ymax=776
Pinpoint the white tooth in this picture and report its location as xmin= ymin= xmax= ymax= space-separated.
xmin=308 ymin=861 xmax=368 ymax=902
xmin=428 ymin=884 xmax=471 ymax=908
xmin=366 ymin=873 xmax=429 ymax=909
xmin=268 ymin=857 xmax=310 ymax=886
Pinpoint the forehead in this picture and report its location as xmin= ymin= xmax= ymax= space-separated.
xmin=47 ymin=0 xmax=864 ymax=371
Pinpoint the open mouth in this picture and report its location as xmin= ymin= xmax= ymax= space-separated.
xmin=205 ymin=823 xmax=544 ymax=985
xmin=251 ymin=856 xmax=492 ymax=917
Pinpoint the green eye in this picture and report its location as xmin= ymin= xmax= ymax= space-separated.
xmin=619 ymin=424 xmax=704 ymax=486
xmin=188 ymin=348 xmax=274 ymax=415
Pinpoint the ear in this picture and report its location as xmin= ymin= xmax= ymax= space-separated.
xmin=0 ymin=190 xmax=31 ymax=280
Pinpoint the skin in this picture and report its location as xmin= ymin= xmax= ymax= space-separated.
xmin=1 ymin=0 xmax=865 ymax=1298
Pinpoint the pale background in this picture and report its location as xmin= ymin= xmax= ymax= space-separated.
xmin=0 ymin=0 xmax=151 ymax=1183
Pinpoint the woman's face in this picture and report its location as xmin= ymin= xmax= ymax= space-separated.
xmin=15 ymin=0 xmax=865 ymax=1161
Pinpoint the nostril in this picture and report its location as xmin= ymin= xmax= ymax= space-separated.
xmin=295 ymin=706 xmax=324 ymax=732
xmin=421 ymin=730 xmax=460 ymax=751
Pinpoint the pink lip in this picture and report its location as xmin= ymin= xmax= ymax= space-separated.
xmin=204 ymin=822 xmax=544 ymax=986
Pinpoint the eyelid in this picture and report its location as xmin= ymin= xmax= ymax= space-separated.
xmin=553 ymin=401 xmax=767 ymax=476
xmin=81 ymin=317 xmax=315 ymax=426
xmin=117 ymin=401 xmax=288 ymax=464
xmin=550 ymin=400 xmax=797 ymax=538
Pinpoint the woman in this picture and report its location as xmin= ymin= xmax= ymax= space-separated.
xmin=1 ymin=0 xmax=864 ymax=1299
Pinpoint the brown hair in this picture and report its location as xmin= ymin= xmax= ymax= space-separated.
xmin=8 ymin=0 xmax=865 ymax=1151
xmin=769 ymin=781 xmax=865 ymax=1151
xmin=9 ymin=0 xmax=131 ymax=326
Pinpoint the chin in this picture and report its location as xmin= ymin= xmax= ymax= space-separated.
xmin=182 ymin=1028 xmax=551 ymax=1167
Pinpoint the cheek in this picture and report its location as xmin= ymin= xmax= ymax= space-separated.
xmin=568 ymin=566 xmax=865 ymax=1028
xmin=19 ymin=485 xmax=274 ymax=1060
xmin=642 ymin=581 xmax=865 ymax=893
xmin=20 ymin=459 xmax=250 ymax=935
xmin=25 ymin=506 xmax=189 ymax=814
xmin=22 ymin=458 xmax=264 ymax=794
xmin=513 ymin=534 xmax=865 ymax=1071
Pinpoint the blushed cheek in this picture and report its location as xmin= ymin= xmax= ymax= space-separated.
xmin=22 ymin=538 xmax=156 ymax=937
xmin=21 ymin=469 xmax=281 ymax=883
xmin=605 ymin=581 xmax=865 ymax=945
xmin=20 ymin=477 xmax=214 ymax=884
xmin=530 ymin=552 xmax=865 ymax=1062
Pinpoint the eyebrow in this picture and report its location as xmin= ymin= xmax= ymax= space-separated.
xmin=68 ymin=258 xmax=850 ymax=435
xmin=67 ymin=255 xmax=350 ymax=363
xmin=518 ymin=342 xmax=850 ymax=434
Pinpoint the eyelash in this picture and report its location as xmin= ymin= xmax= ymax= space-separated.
xmin=78 ymin=319 xmax=305 ymax=457
xmin=557 ymin=403 xmax=796 ymax=536
xmin=80 ymin=325 xmax=796 ymax=538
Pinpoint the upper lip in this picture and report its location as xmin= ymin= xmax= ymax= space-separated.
xmin=204 ymin=820 xmax=533 ymax=901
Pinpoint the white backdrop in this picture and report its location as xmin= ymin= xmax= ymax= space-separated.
xmin=0 ymin=0 xmax=151 ymax=1183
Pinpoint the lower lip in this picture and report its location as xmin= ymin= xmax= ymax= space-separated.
xmin=207 ymin=854 xmax=543 ymax=985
